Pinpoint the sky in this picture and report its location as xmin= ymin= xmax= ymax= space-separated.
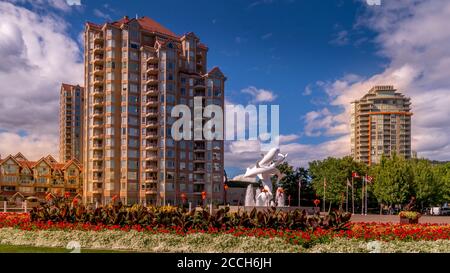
xmin=0 ymin=0 xmax=449 ymax=177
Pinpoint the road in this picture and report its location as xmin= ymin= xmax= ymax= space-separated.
xmin=350 ymin=214 xmax=450 ymax=224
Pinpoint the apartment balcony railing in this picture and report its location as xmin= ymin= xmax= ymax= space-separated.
xmin=93 ymin=45 xmax=103 ymax=54
xmin=145 ymin=77 xmax=158 ymax=85
xmin=93 ymin=99 xmax=104 ymax=107
xmin=92 ymin=134 xmax=104 ymax=140
xmin=146 ymin=53 xmax=158 ymax=62
xmin=93 ymin=111 xmax=103 ymax=118
xmin=146 ymin=65 xmax=158 ymax=74
xmin=93 ymin=55 xmax=104 ymax=64
xmin=145 ymin=99 xmax=159 ymax=106
xmin=144 ymin=152 xmax=158 ymax=159
xmin=94 ymin=34 xmax=103 ymax=42
xmin=144 ymin=87 xmax=158 ymax=95
xmin=92 ymin=153 xmax=103 ymax=159
xmin=94 ymin=66 xmax=104 ymax=75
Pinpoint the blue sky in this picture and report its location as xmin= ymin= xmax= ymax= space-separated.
xmin=60 ymin=0 xmax=383 ymax=146
xmin=1 ymin=0 xmax=449 ymax=175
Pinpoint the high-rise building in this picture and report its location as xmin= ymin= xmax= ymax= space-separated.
xmin=351 ymin=85 xmax=412 ymax=165
xmin=60 ymin=83 xmax=84 ymax=162
xmin=83 ymin=16 xmax=226 ymax=205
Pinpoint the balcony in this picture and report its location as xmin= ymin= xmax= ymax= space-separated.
xmin=194 ymin=168 xmax=205 ymax=173
xmin=92 ymin=122 xmax=103 ymax=128
xmin=93 ymin=99 xmax=104 ymax=107
xmin=145 ymin=88 xmax=158 ymax=95
xmin=193 ymin=79 xmax=205 ymax=89
xmin=93 ymin=88 xmax=103 ymax=97
xmin=145 ymin=98 xmax=159 ymax=106
xmin=144 ymin=152 xmax=158 ymax=159
xmin=145 ymin=132 xmax=158 ymax=139
xmin=146 ymin=53 xmax=158 ymax=63
xmin=144 ymin=166 xmax=158 ymax=172
xmin=194 ymin=156 xmax=205 ymax=162
xmin=92 ymin=111 xmax=103 ymax=118
xmin=194 ymin=144 xmax=205 ymax=151
xmin=92 ymin=152 xmax=103 ymax=159
xmin=145 ymin=76 xmax=158 ymax=85
xmin=92 ymin=143 xmax=103 ymax=150
xmin=94 ymin=65 xmax=104 ymax=75
xmin=93 ymin=77 xmax=103 ymax=86
xmin=93 ymin=55 xmax=104 ymax=65
xmin=145 ymin=110 xmax=158 ymax=117
xmin=93 ymin=45 xmax=103 ymax=54
xmin=145 ymin=120 xmax=158 ymax=128
xmin=92 ymin=134 xmax=104 ymax=140
xmin=94 ymin=34 xmax=103 ymax=43
xmin=146 ymin=65 xmax=158 ymax=74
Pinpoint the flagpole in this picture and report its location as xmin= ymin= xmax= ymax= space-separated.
xmin=365 ymin=175 xmax=368 ymax=215
xmin=361 ymin=176 xmax=364 ymax=215
xmin=323 ymin=177 xmax=326 ymax=213
xmin=352 ymin=176 xmax=355 ymax=214
xmin=346 ymin=178 xmax=349 ymax=213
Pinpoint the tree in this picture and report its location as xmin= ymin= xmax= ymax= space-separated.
xmin=432 ymin=162 xmax=450 ymax=204
xmin=409 ymin=159 xmax=442 ymax=208
xmin=309 ymin=156 xmax=366 ymax=210
xmin=276 ymin=162 xmax=309 ymax=206
xmin=370 ymin=154 xmax=413 ymax=209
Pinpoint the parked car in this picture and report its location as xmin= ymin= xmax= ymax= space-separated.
xmin=440 ymin=207 xmax=450 ymax=216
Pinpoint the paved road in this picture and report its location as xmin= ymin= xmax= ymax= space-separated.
xmin=350 ymin=214 xmax=450 ymax=224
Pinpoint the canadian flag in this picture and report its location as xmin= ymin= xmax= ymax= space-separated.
xmin=352 ymin=172 xmax=360 ymax=178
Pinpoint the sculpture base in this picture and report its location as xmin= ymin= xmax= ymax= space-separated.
xmin=219 ymin=206 xmax=319 ymax=215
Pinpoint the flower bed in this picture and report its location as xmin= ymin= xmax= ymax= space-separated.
xmin=1 ymin=213 xmax=450 ymax=251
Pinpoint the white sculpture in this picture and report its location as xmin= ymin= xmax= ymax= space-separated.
xmin=243 ymin=147 xmax=288 ymax=207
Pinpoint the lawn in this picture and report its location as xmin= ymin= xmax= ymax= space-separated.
xmin=0 ymin=244 xmax=126 ymax=253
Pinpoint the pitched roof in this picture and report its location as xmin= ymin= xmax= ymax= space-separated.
xmin=61 ymin=83 xmax=83 ymax=91
xmin=136 ymin=16 xmax=178 ymax=38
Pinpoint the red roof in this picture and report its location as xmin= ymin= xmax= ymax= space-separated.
xmin=61 ymin=83 xmax=83 ymax=91
xmin=137 ymin=16 xmax=178 ymax=38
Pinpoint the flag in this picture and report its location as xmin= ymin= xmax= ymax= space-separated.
xmin=352 ymin=172 xmax=360 ymax=178
xmin=366 ymin=175 xmax=374 ymax=184
xmin=347 ymin=178 xmax=352 ymax=187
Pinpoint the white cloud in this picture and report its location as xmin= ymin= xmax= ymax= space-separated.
xmin=93 ymin=8 xmax=112 ymax=21
xmin=0 ymin=132 xmax=58 ymax=161
xmin=0 ymin=2 xmax=83 ymax=160
xmin=330 ymin=30 xmax=349 ymax=46
xmin=303 ymin=84 xmax=313 ymax=96
xmin=242 ymin=86 xmax=277 ymax=103
xmin=261 ymin=32 xmax=273 ymax=40
xmin=6 ymin=0 xmax=81 ymax=11
xmin=66 ymin=0 xmax=81 ymax=6
xmin=225 ymin=134 xmax=350 ymax=170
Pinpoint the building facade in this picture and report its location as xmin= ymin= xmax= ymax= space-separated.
xmin=83 ymin=16 xmax=225 ymax=205
xmin=0 ymin=153 xmax=82 ymax=201
xmin=351 ymin=85 xmax=412 ymax=165
xmin=60 ymin=83 xmax=84 ymax=162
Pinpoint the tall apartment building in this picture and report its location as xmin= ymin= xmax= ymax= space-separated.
xmin=351 ymin=85 xmax=412 ymax=165
xmin=60 ymin=84 xmax=84 ymax=162
xmin=83 ymin=16 xmax=226 ymax=205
